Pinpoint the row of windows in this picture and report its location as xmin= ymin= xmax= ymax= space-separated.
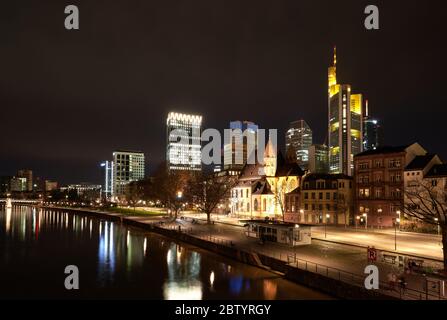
xmin=358 ymin=173 xmax=402 ymax=183
xmin=303 ymin=203 xmax=339 ymax=211
xmin=358 ymin=159 xmax=402 ymax=170
xmin=303 ymin=181 xmax=351 ymax=189
xmin=358 ymin=188 xmax=402 ymax=199
xmin=304 ymin=192 xmax=338 ymax=200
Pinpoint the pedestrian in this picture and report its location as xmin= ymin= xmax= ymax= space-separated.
xmin=387 ymin=273 xmax=395 ymax=291
xmin=399 ymin=275 xmax=407 ymax=293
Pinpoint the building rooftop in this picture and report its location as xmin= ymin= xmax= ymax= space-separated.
xmin=303 ymin=173 xmax=352 ymax=182
xmin=113 ymin=150 xmax=144 ymax=154
xmin=275 ymin=151 xmax=305 ymax=177
xmin=405 ymin=154 xmax=438 ymax=171
xmin=252 ymin=179 xmax=273 ymax=195
xmin=426 ymin=164 xmax=447 ymax=178
xmin=354 ymin=145 xmax=412 ymax=157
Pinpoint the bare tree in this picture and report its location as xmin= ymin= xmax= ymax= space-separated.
xmin=336 ymin=193 xmax=350 ymax=227
xmin=152 ymin=162 xmax=190 ymax=220
xmin=404 ymin=180 xmax=447 ymax=270
xmin=273 ymin=180 xmax=287 ymax=223
xmin=125 ymin=181 xmax=142 ymax=210
xmin=189 ymin=172 xmax=237 ymax=224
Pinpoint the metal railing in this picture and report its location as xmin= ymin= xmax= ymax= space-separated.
xmin=156 ymin=221 xmax=446 ymax=300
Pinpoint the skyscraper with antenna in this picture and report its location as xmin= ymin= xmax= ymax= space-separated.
xmin=328 ymin=46 xmax=363 ymax=176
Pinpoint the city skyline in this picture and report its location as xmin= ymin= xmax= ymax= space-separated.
xmin=1 ymin=1 xmax=446 ymax=185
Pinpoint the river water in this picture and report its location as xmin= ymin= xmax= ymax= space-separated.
xmin=0 ymin=205 xmax=329 ymax=299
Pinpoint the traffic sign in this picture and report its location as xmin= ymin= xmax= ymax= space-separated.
xmin=367 ymin=247 xmax=377 ymax=262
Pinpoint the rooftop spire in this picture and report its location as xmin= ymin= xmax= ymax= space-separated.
xmin=333 ymin=45 xmax=337 ymax=69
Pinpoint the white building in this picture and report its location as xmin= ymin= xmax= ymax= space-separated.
xmin=112 ymin=150 xmax=145 ymax=197
xmin=166 ymin=112 xmax=202 ymax=171
xmin=100 ymin=160 xmax=113 ymax=198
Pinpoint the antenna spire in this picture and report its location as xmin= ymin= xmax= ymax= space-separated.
xmin=333 ymin=45 xmax=337 ymax=68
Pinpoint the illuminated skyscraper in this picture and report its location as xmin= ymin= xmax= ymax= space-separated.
xmin=285 ymin=120 xmax=312 ymax=169
xmin=362 ymin=100 xmax=382 ymax=151
xmin=166 ymin=112 xmax=202 ymax=171
xmin=328 ymin=47 xmax=363 ymax=176
xmin=112 ymin=150 xmax=145 ymax=197
xmin=100 ymin=160 xmax=113 ymax=199
xmin=17 ymin=169 xmax=33 ymax=192
xmin=224 ymin=120 xmax=258 ymax=171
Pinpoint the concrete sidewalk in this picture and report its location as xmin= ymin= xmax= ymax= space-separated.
xmin=169 ymin=216 xmax=446 ymax=299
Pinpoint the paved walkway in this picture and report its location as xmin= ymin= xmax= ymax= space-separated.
xmin=44 ymin=207 xmax=446 ymax=300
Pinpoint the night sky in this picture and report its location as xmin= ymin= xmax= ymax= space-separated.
xmin=1 ymin=0 xmax=446 ymax=184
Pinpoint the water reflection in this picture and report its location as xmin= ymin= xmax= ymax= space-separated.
xmin=163 ymin=243 xmax=203 ymax=300
xmin=0 ymin=206 xmax=328 ymax=300
xmin=263 ymin=279 xmax=278 ymax=300
xmin=98 ymin=221 xmax=116 ymax=285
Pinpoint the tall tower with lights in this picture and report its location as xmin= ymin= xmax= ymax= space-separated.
xmin=166 ymin=112 xmax=202 ymax=171
xmin=328 ymin=47 xmax=363 ymax=176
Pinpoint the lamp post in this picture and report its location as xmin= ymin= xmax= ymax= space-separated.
xmin=396 ymin=210 xmax=401 ymax=231
xmin=325 ymin=213 xmax=330 ymax=238
xmin=363 ymin=213 xmax=368 ymax=230
xmin=356 ymin=215 xmax=360 ymax=229
xmin=395 ymin=217 xmax=400 ymax=251
xmin=435 ymin=217 xmax=440 ymax=235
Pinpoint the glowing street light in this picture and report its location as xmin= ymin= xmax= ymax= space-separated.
xmin=363 ymin=213 xmax=368 ymax=230
xmin=325 ymin=213 xmax=330 ymax=238
xmin=177 ymin=191 xmax=183 ymax=199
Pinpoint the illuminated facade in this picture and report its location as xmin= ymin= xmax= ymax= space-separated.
xmin=354 ymin=143 xmax=427 ymax=227
xmin=17 ymin=169 xmax=33 ymax=192
xmin=285 ymin=120 xmax=312 ymax=169
xmin=100 ymin=160 xmax=113 ymax=198
xmin=223 ymin=120 xmax=258 ymax=171
xmin=112 ymin=150 xmax=145 ymax=197
xmin=166 ymin=112 xmax=202 ymax=171
xmin=328 ymin=47 xmax=363 ymax=176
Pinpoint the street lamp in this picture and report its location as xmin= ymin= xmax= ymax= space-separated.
xmin=363 ymin=213 xmax=368 ymax=230
xmin=395 ymin=217 xmax=400 ymax=251
xmin=356 ymin=215 xmax=360 ymax=229
xmin=325 ymin=213 xmax=330 ymax=238
xmin=396 ymin=210 xmax=401 ymax=231
xmin=435 ymin=217 xmax=440 ymax=235
xmin=177 ymin=191 xmax=183 ymax=199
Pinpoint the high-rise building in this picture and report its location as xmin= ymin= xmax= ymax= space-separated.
xmin=362 ymin=100 xmax=382 ymax=151
xmin=308 ymin=144 xmax=329 ymax=174
xmin=328 ymin=47 xmax=363 ymax=176
xmin=112 ymin=150 xmax=145 ymax=197
xmin=166 ymin=112 xmax=202 ymax=171
xmin=100 ymin=160 xmax=113 ymax=199
xmin=17 ymin=169 xmax=33 ymax=192
xmin=224 ymin=120 xmax=259 ymax=171
xmin=285 ymin=120 xmax=312 ymax=169
xmin=10 ymin=177 xmax=27 ymax=192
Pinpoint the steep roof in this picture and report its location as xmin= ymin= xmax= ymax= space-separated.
xmin=426 ymin=164 xmax=447 ymax=178
xmin=275 ymin=151 xmax=305 ymax=177
xmin=354 ymin=145 xmax=411 ymax=157
xmin=239 ymin=163 xmax=265 ymax=181
xmin=252 ymin=179 xmax=273 ymax=195
xmin=405 ymin=154 xmax=437 ymax=171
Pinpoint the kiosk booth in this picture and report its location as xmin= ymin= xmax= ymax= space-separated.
xmin=243 ymin=220 xmax=312 ymax=246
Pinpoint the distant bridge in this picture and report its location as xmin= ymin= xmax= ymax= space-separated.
xmin=0 ymin=199 xmax=42 ymax=205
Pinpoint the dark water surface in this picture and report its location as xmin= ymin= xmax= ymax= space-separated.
xmin=0 ymin=205 xmax=330 ymax=299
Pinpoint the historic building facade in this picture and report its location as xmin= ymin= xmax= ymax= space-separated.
xmin=353 ymin=143 xmax=427 ymax=227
